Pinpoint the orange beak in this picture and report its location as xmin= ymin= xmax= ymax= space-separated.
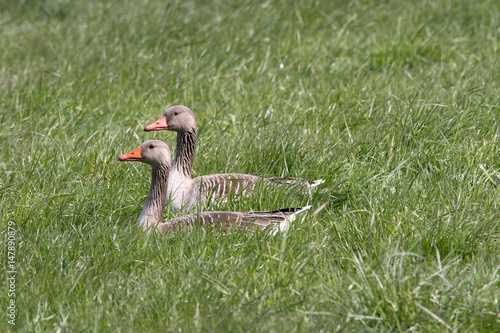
xmin=144 ymin=115 xmax=168 ymax=131
xmin=118 ymin=147 xmax=142 ymax=161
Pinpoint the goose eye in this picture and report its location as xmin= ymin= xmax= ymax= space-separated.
xmin=149 ymin=144 xmax=155 ymax=149
xmin=173 ymin=111 xmax=179 ymax=116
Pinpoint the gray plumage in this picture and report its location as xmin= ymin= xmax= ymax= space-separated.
xmin=119 ymin=140 xmax=311 ymax=234
xmin=144 ymin=105 xmax=324 ymax=211
xmin=157 ymin=207 xmax=310 ymax=234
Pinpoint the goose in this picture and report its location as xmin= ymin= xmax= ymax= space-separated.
xmin=144 ymin=105 xmax=324 ymax=211
xmin=118 ymin=140 xmax=311 ymax=234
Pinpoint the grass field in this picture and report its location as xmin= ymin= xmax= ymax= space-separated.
xmin=1 ymin=0 xmax=500 ymax=331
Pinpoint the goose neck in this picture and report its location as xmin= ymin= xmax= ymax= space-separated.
xmin=137 ymin=163 xmax=170 ymax=229
xmin=172 ymin=129 xmax=197 ymax=178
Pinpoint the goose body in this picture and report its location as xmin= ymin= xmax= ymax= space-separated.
xmin=167 ymin=169 xmax=261 ymax=212
xmin=157 ymin=207 xmax=310 ymax=235
xmin=118 ymin=140 xmax=310 ymax=234
xmin=144 ymin=105 xmax=324 ymax=211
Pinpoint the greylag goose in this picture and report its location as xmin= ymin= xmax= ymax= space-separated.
xmin=144 ymin=105 xmax=324 ymax=211
xmin=118 ymin=140 xmax=311 ymax=234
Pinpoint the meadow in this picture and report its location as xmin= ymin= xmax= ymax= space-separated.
xmin=1 ymin=0 xmax=500 ymax=331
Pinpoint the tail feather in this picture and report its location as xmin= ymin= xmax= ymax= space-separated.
xmin=255 ymin=205 xmax=311 ymax=235
xmin=307 ymin=179 xmax=325 ymax=189
xmin=279 ymin=205 xmax=311 ymax=233
xmin=250 ymin=207 xmax=309 ymax=215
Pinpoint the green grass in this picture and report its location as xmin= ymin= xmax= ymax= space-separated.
xmin=1 ymin=0 xmax=500 ymax=331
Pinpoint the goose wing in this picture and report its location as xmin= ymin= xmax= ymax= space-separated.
xmin=157 ymin=206 xmax=311 ymax=234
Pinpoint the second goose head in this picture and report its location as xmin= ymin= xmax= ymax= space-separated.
xmin=118 ymin=140 xmax=172 ymax=167
xmin=144 ymin=105 xmax=196 ymax=133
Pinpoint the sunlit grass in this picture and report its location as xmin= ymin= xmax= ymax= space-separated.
xmin=1 ymin=0 xmax=500 ymax=331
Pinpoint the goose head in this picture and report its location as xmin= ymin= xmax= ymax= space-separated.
xmin=144 ymin=105 xmax=196 ymax=133
xmin=118 ymin=140 xmax=172 ymax=167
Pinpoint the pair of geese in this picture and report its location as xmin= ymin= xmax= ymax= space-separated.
xmin=119 ymin=105 xmax=324 ymax=234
